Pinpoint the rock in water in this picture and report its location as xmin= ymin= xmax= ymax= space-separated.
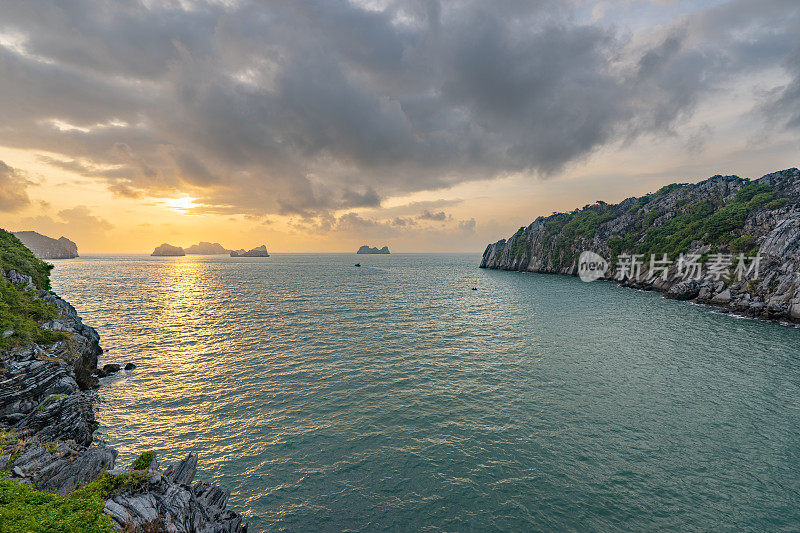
xmin=230 ymin=245 xmax=269 ymax=257
xmin=151 ymin=243 xmax=186 ymax=256
xmin=124 ymin=363 xmax=136 ymax=370
xmin=185 ymin=242 xmax=231 ymax=255
xmin=356 ymin=245 xmax=390 ymax=254
xmin=102 ymin=363 xmax=121 ymax=375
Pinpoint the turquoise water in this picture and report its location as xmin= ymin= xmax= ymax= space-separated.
xmin=50 ymin=253 xmax=800 ymax=531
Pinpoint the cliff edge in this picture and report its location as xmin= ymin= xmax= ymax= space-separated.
xmin=0 ymin=229 xmax=246 ymax=531
xmin=481 ymin=168 xmax=800 ymax=323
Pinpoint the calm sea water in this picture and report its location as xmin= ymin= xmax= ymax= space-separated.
xmin=49 ymin=253 xmax=800 ymax=532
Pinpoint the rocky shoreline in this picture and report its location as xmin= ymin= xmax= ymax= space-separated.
xmin=0 ymin=268 xmax=247 ymax=531
xmin=481 ymin=168 xmax=800 ymax=324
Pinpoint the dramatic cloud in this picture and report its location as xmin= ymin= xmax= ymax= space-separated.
xmin=458 ymin=218 xmax=477 ymax=233
xmin=417 ymin=210 xmax=448 ymax=221
xmin=0 ymin=0 xmax=798 ymax=218
xmin=19 ymin=206 xmax=114 ymax=249
xmin=0 ymin=160 xmax=31 ymax=212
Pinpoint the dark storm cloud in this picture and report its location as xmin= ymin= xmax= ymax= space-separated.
xmin=766 ymin=46 xmax=800 ymax=129
xmin=0 ymin=0 xmax=798 ymax=216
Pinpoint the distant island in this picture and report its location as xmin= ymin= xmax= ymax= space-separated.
xmin=13 ymin=231 xmax=78 ymax=259
xmin=357 ymin=245 xmax=390 ymax=254
xmin=185 ymin=242 xmax=230 ymax=255
xmin=230 ymin=245 xmax=269 ymax=257
xmin=151 ymin=243 xmax=186 ymax=256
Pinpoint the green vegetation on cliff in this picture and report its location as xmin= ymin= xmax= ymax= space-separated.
xmin=0 ymin=470 xmax=151 ymax=532
xmin=0 ymin=228 xmax=65 ymax=348
xmin=131 ymin=451 xmax=154 ymax=470
xmin=0 ymin=229 xmax=53 ymax=290
xmin=635 ymin=180 xmax=775 ymax=259
xmin=485 ymin=169 xmax=800 ymax=272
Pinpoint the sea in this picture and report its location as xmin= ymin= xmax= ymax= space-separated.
xmin=49 ymin=253 xmax=800 ymax=531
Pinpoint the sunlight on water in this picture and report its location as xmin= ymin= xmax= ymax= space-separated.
xmin=50 ymin=254 xmax=800 ymax=531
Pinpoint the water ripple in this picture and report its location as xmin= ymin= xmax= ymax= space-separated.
xmin=49 ymin=253 xmax=800 ymax=532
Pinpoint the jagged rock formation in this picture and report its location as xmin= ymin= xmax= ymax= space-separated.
xmin=151 ymin=243 xmax=186 ymax=256
xmin=356 ymin=245 xmax=390 ymax=254
xmin=1 ymin=238 xmax=246 ymax=530
xmin=104 ymin=453 xmax=245 ymax=532
xmin=230 ymin=245 xmax=269 ymax=257
xmin=13 ymin=231 xmax=78 ymax=259
xmin=481 ymin=168 xmax=800 ymax=323
xmin=185 ymin=242 xmax=231 ymax=255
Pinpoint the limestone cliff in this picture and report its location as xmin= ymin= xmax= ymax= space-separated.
xmin=13 ymin=231 xmax=78 ymax=259
xmin=151 ymin=243 xmax=186 ymax=256
xmin=230 ymin=245 xmax=269 ymax=257
xmin=481 ymin=168 xmax=800 ymax=323
xmin=185 ymin=242 xmax=230 ymax=255
xmin=357 ymin=245 xmax=390 ymax=254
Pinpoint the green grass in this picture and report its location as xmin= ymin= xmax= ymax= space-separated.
xmin=0 ymin=229 xmax=52 ymax=290
xmin=0 ymin=470 xmax=150 ymax=532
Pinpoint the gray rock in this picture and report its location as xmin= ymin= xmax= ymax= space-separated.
xmin=6 ymin=269 xmax=35 ymax=291
xmin=104 ymin=453 xmax=246 ymax=533
xmin=712 ymin=288 xmax=732 ymax=303
xmin=166 ymin=453 xmax=198 ymax=485
xmin=13 ymin=444 xmax=118 ymax=495
xmin=124 ymin=363 xmax=136 ymax=370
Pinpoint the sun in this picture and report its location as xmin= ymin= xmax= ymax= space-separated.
xmin=160 ymin=195 xmax=201 ymax=212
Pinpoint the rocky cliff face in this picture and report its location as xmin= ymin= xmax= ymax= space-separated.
xmin=0 ymin=269 xmax=246 ymax=530
xmin=481 ymin=168 xmax=800 ymax=323
xmin=13 ymin=231 xmax=78 ymax=259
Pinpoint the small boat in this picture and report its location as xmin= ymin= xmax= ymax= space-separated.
xmin=471 ymin=287 xmax=477 ymax=291
xmin=354 ymin=263 xmax=361 ymax=267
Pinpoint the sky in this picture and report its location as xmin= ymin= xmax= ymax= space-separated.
xmin=0 ymin=0 xmax=798 ymax=253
